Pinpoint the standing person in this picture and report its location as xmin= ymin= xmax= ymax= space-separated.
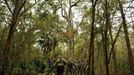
xmin=45 ymin=58 xmax=52 ymax=75
xmin=67 ymin=60 xmax=74 ymax=75
xmin=55 ymin=57 xmax=66 ymax=75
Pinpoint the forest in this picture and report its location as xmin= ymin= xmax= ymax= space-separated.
xmin=0 ymin=0 xmax=134 ymax=75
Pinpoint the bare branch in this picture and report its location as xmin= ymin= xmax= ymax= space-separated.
xmin=18 ymin=0 xmax=26 ymax=13
xmin=58 ymin=0 xmax=67 ymax=19
xmin=62 ymin=7 xmax=68 ymax=19
xmin=20 ymin=0 xmax=37 ymax=17
xmin=74 ymin=15 xmax=85 ymax=34
xmin=93 ymin=0 xmax=99 ymax=6
xmin=124 ymin=0 xmax=134 ymax=15
xmin=108 ymin=24 xmax=122 ymax=63
xmin=3 ymin=0 xmax=13 ymax=14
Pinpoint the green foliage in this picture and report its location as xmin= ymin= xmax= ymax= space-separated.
xmin=0 ymin=0 xmax=134 ymax=75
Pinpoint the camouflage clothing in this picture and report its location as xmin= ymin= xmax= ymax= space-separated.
xmin=55 ymin=58 xmax=66 ymax=75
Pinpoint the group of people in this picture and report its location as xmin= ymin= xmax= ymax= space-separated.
xmin=44 ymin=57 xmax=89 ymax=75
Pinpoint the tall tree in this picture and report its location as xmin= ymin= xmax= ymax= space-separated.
xmin=118 ymin=0 xmax=134 ymax=75
xmin=2 ymin=0 xmax=26 ymax=75
xmin=88 ymin=0 xmax=98 ymax=75
xmin=103 ymin=0 xmax=110 ymax=75
xmin=107 ymin=0 xmax=122 ymax=75
xmin=109 ymin=24 xmax=121 ymax=75
xmin=58 ymin=0 xmax=81 ymax=59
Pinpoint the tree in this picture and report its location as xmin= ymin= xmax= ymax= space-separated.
xmin=0 ymin=0 xmax=134 ymax=74
xmin=118 ymin=0 xmax=134 ymax=75
xmin=58 ymin=0 xmax=81 ymax=59
xmin=2 ymin=0 xmax=26 ymax=74
xmin=88 ymin=0 xmax=98 ymax=75
xmin=103 ymin=0 xmax=110 ymax=75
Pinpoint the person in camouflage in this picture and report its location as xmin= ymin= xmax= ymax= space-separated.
xmin=45 ymin=58 xmax=52 ymax=75
xmin=55 ymin=57 xmax=66 ymax=75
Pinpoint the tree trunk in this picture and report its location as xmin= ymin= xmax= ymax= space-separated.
xmin=2 ymin=1 xmax=26 ymax=75
xmin=108 ymin=19 xmax=122 ymax=75
xmin=88 ymin=0 xmax=98 ymax=75
xmin=118 ymin=0 xmax=134 ymax=75
xmin=103 ymin=0 xmax=110 ymax=75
